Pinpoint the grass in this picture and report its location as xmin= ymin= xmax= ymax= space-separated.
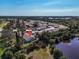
xmin=0 ymin=48 xmax=5 ymax=59
xmin=0 ymin=22 xmax=9 ymax=28
xmin=38 ymin=49 xmax=49 ymax=57
xmin=20 ymin=39 xmax=38 ymax=49
xmin=20 ymin=42 xmax=33 ymax=48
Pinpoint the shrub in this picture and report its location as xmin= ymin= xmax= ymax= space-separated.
xmin=53 ymin=48 xmax=63 ymax=59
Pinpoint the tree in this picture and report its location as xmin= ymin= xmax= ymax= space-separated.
xmin=33 ymin=22 xmax=38 ymax=28
xmin=53 ymin=48 xmax=63 ymax=59
xmin=49 ymin=39 xmax=55 ymax=55
xmin=62 ymin=34 xmax=71 ymax=43
xmin=2 ymin=50 xmax=13 ymax=59
xmin=38 ymin=31 xmax=51 ymax=46
xmin=15 ymin=53 xmax=26 ymax=59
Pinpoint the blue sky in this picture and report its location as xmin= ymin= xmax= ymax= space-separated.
xmin=0 ymin=0 xmax=79 ymax=16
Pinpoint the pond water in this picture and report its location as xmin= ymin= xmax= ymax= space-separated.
xmin=56 ymin=37 xmax=79 ymax=59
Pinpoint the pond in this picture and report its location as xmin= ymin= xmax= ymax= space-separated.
xmin=56 ymin=37 xmax=79 ymax=59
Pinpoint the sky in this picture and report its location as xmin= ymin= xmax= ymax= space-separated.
xmin=0 ymin=0 xmax=79 ymax=16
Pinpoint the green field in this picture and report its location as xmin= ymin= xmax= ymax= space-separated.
xmin=0 ymin=22 xmax=9 ymax=28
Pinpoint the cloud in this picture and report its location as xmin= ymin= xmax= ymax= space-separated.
xmin=26 ymin=8 xmax=79 ymax=16
xmin=30 ymin=7 xmax=79 ymax=13
xmin=0 ymin=7 xmax=79 ymax=16
xmin=43 ymin=0 xmax=62 ymax=6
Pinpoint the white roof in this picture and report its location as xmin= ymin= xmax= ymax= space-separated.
xmin=26 ymin=29 xmax=32 ymax=31
xmin=45 ymin=27 xmax=55 ymax=31
xmin=0 ymin=28 xmax=3 ymax=32
xmin=13 ymin=29 xmax=17 ymax=32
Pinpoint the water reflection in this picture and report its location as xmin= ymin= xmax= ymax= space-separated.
xmin=56 ymin=37 xmax=79 ymax=59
